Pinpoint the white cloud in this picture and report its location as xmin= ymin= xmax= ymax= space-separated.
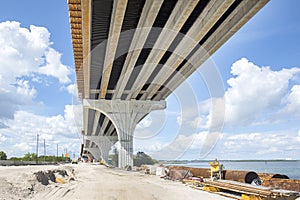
xmin=0 ymin=21 xmax=73 ymax=120
xmin=218 ymin=131 xmax=300 ymax=159
xmin=285 ymin=85 xmax=300 ymax=114
xmin=0 ymin=133 xmax=7 ymax=143
xmin=176 ymin=101 xmax=209 ymax=129
xmin=134 ymin=141 xmax=166 ymax=153
xmin=225 ymin=58 xmax=300 ymax=125
xmin=175 ymin=58 xmax=299 ymax=131
xmin=159 ymin=58 xmax=300 ymax=159
xmin=63 ymin=83 xmax=78 ymax=97
xmin=139 ymin=129 xmax=300 ymax=160
xmin=0 ymin=21 xmax=50 ymax=81
xmin=0 ymin=105 xmax=82 ymax=157
xmin=13 ymin=142 xmax=32 ymax=153
xmin=180 ymin=58 xmax=300 ymax=130
xmin=16 ymin=79 xmax=37 ymax=98
xmin=38 ymin=48 xmax=71 ymax=84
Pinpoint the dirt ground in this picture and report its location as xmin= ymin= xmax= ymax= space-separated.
xmin=0 ymin=163 xmax=231 ymax=200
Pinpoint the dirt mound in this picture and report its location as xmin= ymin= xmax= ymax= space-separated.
xmin=0 ymin=166 xmax=76 ymax=200
xmin=0 ymin=170 xmax=46 ymax=200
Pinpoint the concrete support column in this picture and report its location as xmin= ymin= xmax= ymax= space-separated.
xmin=84 ymin=147 xmax=101 ymax=160
xmin=85 ymin=135 xmax=118 ymax=163
xmin=119 ymin=133 xmax=134 ymax=168
xmin=84 ymin=99 xmax=166 ymax=168
xmin=99 ymin=136 xmax=118 ymax=163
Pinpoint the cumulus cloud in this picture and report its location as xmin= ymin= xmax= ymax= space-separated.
xmin=63 ymin=83 xmax=78 ymax=97
xmin=219 ymin=131 xmax=300 ymax=159
xmin=0 ymin=21 xmax=72 ymax=120
xmin=225 ymin=58 xmax=300 ymax=125
xmin=166 ymin=58 xmax=300 ymax=159
xmin=0 ymin=21 xmax=50 ymax=81
xmin=38 ymin=48 xmax=71 ymax=84
xmin=188 ymin=58 xmax=300 ymax=128
xmin=0 ymin=105 xmax=82 ymax=157
xmin=285 ymin=85 xmax=300 ymax=114
xmin=16 ymin=79 xmax=37 ymax=98
xmin=154 ymin=130 xmax=300 ymax=160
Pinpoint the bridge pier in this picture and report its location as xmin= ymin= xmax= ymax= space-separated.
xmin=84 ymin=147 xmax=102 ymax=160
xmin=85 ymin=135 xmax=118 ymax=163
xmin=83 ymin=99 xmax=166 ymax=168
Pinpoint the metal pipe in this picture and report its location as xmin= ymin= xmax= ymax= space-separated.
xmin=223 ymin=170 xmax=259 ymax=184
xmin=261 ymin=179 xmax=300 ymax=192
xmin=167 ymin=166 xmax=292 ymax=188
xmin=258 ymin=173 xmax=289 ymax=180
xmin=167 ymin=166 xmax=211 ymax=178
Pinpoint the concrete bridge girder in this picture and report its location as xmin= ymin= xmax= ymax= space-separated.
xmin=83 ymin=99 xmax=166 ymax=168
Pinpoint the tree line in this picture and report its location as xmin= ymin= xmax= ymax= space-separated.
xmin=0 ymin=151 xmax=70 ymax=162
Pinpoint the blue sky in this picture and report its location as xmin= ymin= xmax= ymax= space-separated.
xmin=0 ymin=0 xmax=300 ymax=160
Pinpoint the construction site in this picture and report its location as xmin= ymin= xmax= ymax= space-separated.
xmin=160 ymin=160 xmax=300 ymax=200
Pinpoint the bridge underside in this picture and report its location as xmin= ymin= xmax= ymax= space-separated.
xmin=68 ymin=0 xmax=268 ymax=168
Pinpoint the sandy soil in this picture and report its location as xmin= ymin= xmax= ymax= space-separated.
xmin=0 ymin=163 xmax=231 ymax=200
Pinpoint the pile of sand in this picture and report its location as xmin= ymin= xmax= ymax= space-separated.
xmin=0 ymin=165 xmax=76 ymax=200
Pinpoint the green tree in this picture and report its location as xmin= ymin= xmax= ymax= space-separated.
xmin=0 ymin=151 xmax=7 ymax=160
xmin=23 ymin=152 xmax=37 ymax=161
xmin=133 ymin=151 xmax=158 ymax=167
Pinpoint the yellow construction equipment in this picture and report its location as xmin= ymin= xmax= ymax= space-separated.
xmin=209 ymin=159 xmax=223 ymax=180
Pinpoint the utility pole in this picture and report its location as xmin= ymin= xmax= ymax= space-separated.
xmin=36 ymin=134 xmax=39 ymax=164
xmin=57 ymin=144 xmax=58 ymax=162
xmin=44 ymin=139 xmax=46 ymax=162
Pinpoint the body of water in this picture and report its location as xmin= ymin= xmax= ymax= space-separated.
xmin=173 ymin=160 xmax=300 ymax=179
